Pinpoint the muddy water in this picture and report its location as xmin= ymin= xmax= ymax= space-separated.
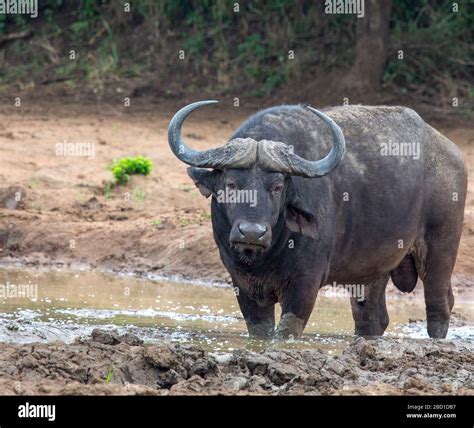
xmin=0 ymin=267 xmax=472 ymax=353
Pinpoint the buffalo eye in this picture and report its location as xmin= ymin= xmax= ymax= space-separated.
xmin=271 ymin=183 xmax=284 ymax=195
xmin=225 ymin=181 xmax=237 ymax=190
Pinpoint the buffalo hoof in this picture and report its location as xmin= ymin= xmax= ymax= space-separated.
xmin=274 ymin=313 xmax=304 ymax=340
xmin=354 ymin=320 xmax=387 ymax=337
xmin=427 ymin=319 xmax=449 ymax=339
xmin=247 ymin=322 xmax=274 ymax=340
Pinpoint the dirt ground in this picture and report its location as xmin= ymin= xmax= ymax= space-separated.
xmin=0 ymin=328 xmax=471 ymax=396
xmin=0 ymin=100 xmax=473 ymax=288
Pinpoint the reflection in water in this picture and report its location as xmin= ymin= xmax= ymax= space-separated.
xmin=0 ymin=267 xmax=472 ymax=352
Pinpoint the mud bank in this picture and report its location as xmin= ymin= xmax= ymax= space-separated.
xmin=0 ymin=329 xmax=472 ymax=396
xmin=0 ymin=209 xmax=229 ymax=283
xmin=1 ymin=109 xmax=474 ymax=290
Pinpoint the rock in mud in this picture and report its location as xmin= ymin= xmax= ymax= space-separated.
xmin=78 ymin=196 xmax=103 ymax=211
xmin=0 ymin=186 xmax=26 ymax=209
xmin=91 ymin=328 xmax=143 ymax=346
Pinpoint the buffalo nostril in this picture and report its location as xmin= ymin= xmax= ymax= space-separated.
xmin=256 ymin=225 xmax=267 ymax=238
xmin=238 ymin=222 xmax=267 ymax=240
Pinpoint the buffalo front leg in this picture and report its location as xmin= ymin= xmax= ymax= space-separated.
xmin=274 ymin=281 xmax=319 ymax=340
xmin=350 ymin=275 xmax=389 ymax=337
xmin=236 ymin=289 xmax=275 ymax=339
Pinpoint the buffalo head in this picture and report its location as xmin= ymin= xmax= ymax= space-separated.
xmin=168 ymin=101 xmax=345 ymax=264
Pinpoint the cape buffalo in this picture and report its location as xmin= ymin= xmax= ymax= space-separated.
xmin=168 ymin=101 xmax=467 ymax=340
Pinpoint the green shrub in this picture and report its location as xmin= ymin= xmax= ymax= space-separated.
xmin=0 ymin=1 xmax=471 ymax=107
xmin=110 ymin=156 xmax=153 ymax=185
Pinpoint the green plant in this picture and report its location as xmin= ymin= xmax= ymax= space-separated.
xmin=180 ymin=184 xmax=194 ymax=192
xmin=133 ymin=187 xmax=145 ymax=203
xmin=384 ymin=0 xmax=474 ymax=99
xmin=29 ymin=177 xmax=38 ymax=189
xmin=105 ymin=364 xmax=115 ymax=384
xmin=110 ymin=156 xmax=153 ymax=185
xmin=179 ymin=218 xmax=192 ymax=227
xmin=200 ymin=212 xmax=211 ymax=221
xmin=103 ymin=180 xmax=114 ymax=199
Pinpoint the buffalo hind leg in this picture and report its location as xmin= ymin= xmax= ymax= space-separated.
xmin=236 ymin=289 xmax=275 ymax=339
xmin=422 ymin=261 xmax=455 ymax=339
xmin=350 ymin=275 xmax=389 ymax=337
xmin=420 ymin=223 xmax=461 ymax=339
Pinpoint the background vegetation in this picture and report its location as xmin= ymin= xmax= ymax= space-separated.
xmin=0 ymin=0 xmax=472 ymax=113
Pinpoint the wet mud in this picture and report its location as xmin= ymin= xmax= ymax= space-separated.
xmin=0 ymin=328 xmax=471 ymax=396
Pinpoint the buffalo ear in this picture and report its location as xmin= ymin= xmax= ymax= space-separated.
xmin=284 ymin=198 xmax=319 ymax=240
xmin=187 ymin=167 xmax=221 ymax=198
